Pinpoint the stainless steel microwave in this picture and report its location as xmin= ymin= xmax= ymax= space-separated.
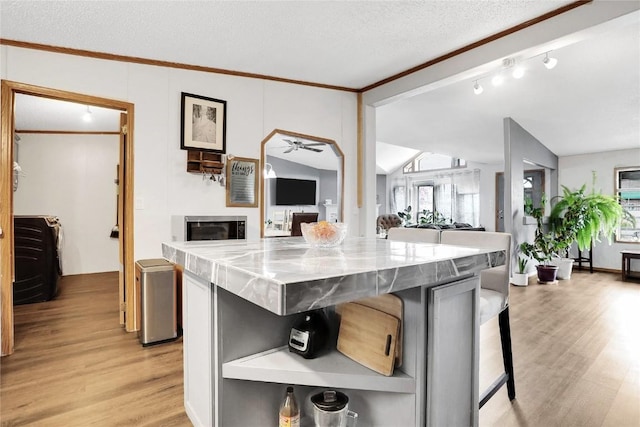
xmin=171 ymin=215 xmax=247 ymax=241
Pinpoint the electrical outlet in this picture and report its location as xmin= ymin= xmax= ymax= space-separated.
xmin=135 ymin=197 xmax=145 ymax=210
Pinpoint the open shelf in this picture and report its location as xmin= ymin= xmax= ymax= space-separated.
xmin=222 ymin=346 xmax=415 ymax=393
xmin=186 ymin=150 xmax=223 ymax=174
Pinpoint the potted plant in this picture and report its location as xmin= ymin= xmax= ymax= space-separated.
xmin=510 ymin=254 xmax=529 ymax=287
xmin=550 ymin=180 xmax=632 ymax=252
xmin=397 ymin=205 xmax=413 ymax=226
xmin=551 ymin=255 xmax=575 ymax=280
xmin=417 ymin=209 xmax=452 ymax=228
xmin=520 ymin=196 xmax=569 ymax=283
xmin=548 ymin=174 xmax=635 ymax=277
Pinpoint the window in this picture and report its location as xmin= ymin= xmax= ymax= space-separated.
xmin=403 ymin=152 xmax=466 ymax=174
xmin=416 ymin=185 xmax=434 ymax=213
xmin=395 ymin=170 xmax=480 ymax=226
xmin=616 ymin=166 xmax=640 ymax=242
xmin=393 ymin=186 xmax=406 ymax=213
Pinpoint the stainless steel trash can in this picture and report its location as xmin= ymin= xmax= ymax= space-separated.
xmin=136 ymin=258 xmax=177 ymax=346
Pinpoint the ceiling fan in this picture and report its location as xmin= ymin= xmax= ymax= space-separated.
xmin=282 ymin=138 xmax=325 ymax=153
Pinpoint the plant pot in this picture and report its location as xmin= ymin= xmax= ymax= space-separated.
xmin=551 ymin=257 xmax=574 ymax=280
xmin=536 ymin=264 xmax=559 ymax=284
xmin=510 ymin=272 xmax=529 ymax=287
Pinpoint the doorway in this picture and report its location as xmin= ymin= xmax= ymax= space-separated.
xmin=1 ymin=80 xmax=136 ymax=356
xmin=495 ymin=169 xmax=545 ymax=232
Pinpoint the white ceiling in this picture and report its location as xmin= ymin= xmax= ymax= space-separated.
xmin=3 ymin=1 xmax=639 ymax=172
xmin=265 ymin=132 xmax=341 ymax=171
xmin=376 ymin=16 xmax=640 ymax=167
xmin=0 ymin=0 xmax=575 ymax=89
xmin=14 ymin=95 xmax=121 ymax=132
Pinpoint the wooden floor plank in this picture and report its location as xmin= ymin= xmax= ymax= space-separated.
xmin=2 ymin=269 xmax=639 ymax=426
xmin=0 ymin=272 xmax=188 ymax=427
xmin=480 ymin=271 xmax=640 ymax=427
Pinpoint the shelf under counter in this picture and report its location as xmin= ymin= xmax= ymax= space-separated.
xmin=222 ymin=345 xmax=416 ymax=393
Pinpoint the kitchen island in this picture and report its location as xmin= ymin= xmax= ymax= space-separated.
xmin=162 ymin=237 xmax=506 ymax=427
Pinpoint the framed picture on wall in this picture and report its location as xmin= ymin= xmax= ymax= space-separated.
xmin=180 ymin=92 xmax=226 ymax=153
xmin=226 ymin=157 xmax=259 ymax=207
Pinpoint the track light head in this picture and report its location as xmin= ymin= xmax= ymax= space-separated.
xmin=473 ymin=81 xmax=483 ymax=95
xmin=82 ymin=106 xmax=93 ymax=123
xmin=543 ymin=52 xmax=558 ymax=70
xmin=491 ymin=74 xmax=504 ymax=87
xmin=512 ymin=66 xmax=525 ymax=79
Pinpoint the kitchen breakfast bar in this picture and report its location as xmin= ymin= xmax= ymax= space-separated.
xmin=162 ymin=237 xmax=506 ymax=427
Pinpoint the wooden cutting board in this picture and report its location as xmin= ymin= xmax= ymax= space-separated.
xmin=336 ymin=302 xmax=400 ymax=376
xmin=351 ymin=294 xmax=403 ymax=367
xmin=336 ymin=294 xmax=403 ymax=367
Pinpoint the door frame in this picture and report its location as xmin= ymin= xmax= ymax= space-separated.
xmin=495 ymin=169 xmax=545 ymax=232
xmin=1 ymin=80 xmax=135 ymax=355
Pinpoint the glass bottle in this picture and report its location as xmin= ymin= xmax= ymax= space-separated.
xmin=279 ymin=386 xmax=300 ymax=427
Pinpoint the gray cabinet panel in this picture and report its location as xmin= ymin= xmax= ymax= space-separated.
xmin=425 ymin=276 xmax=480 ymax=427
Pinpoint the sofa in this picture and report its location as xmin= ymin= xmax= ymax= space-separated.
xmin=376 ymin=214 xmax=403 ymax=231
xmin=405 ymin=222 xmax=486 ymax=231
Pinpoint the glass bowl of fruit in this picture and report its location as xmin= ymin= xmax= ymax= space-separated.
xmin=300 ymin=221 xmax=348 ymax=248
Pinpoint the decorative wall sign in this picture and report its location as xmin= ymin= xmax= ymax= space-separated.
xmin=226 ymin=157 xmax=259 ymax=207
xmin=181 ymin=92 xmax=226 ymax=153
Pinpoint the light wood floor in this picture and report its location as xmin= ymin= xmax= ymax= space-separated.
xmin=1 ymin=270 xmax=639 ymax=426
xmin=479 ymin=270 xmax=640 ymax=427
xmin=0 ymin=272 xmax=189 ymax=426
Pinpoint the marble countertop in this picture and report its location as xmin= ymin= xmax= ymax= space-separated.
xmin=162 ymin=237 xmax=505 ymax=315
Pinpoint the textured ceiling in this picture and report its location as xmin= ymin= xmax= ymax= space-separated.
xmin=3 ymin=1 xmax=639 ymax=172
xmin=0 ymin=0 xmax=574 ymax=89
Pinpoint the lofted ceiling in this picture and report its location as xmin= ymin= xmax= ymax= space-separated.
xmin=2 ymin=1 xmax=639 ymax=173
xmin=376 ymin=15 xmax=640 ymax=168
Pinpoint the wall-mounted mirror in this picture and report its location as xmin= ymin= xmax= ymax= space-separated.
xmin=260 ymin=129 xmax=344 ymax=238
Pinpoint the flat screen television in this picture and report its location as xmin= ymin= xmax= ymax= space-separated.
xmin=275 ymin=178 xmax=317 ymax=205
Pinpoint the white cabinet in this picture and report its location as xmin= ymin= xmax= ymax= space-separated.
xmin=183 ymin=273 xmax=213 ymax=427
xmin=182 ymin=271 xmax=480 ymax=426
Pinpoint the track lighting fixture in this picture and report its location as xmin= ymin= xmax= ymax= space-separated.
xmin=470 ymin=50 xmax=559 ymax=96
xmin=543 ymin=52 xmax=558 ymax=70
xmin=82 ymin=106 xmax=93 ymax=122
xmin=473 ymin=80 xmax=483 ymax=95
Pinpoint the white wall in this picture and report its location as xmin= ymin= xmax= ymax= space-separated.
xmin=2 ymin=46 xmax=358 ymax=261
xmin=376 ymin=174 xmax=387 ymax=215
xmin=558 ymin=148 xmax=640 ymax=270
xmin=13 ymin=134 xmax=119 ymax=275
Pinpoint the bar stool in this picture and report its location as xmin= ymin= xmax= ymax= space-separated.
xmin=440 ymin=230 xmax=516 ymax=408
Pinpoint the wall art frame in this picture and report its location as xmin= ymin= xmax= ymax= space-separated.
xmin=180 ymin=92 xmax=227 ymax=153
xmin=226 ymin=156 xmax=259 ymax=207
